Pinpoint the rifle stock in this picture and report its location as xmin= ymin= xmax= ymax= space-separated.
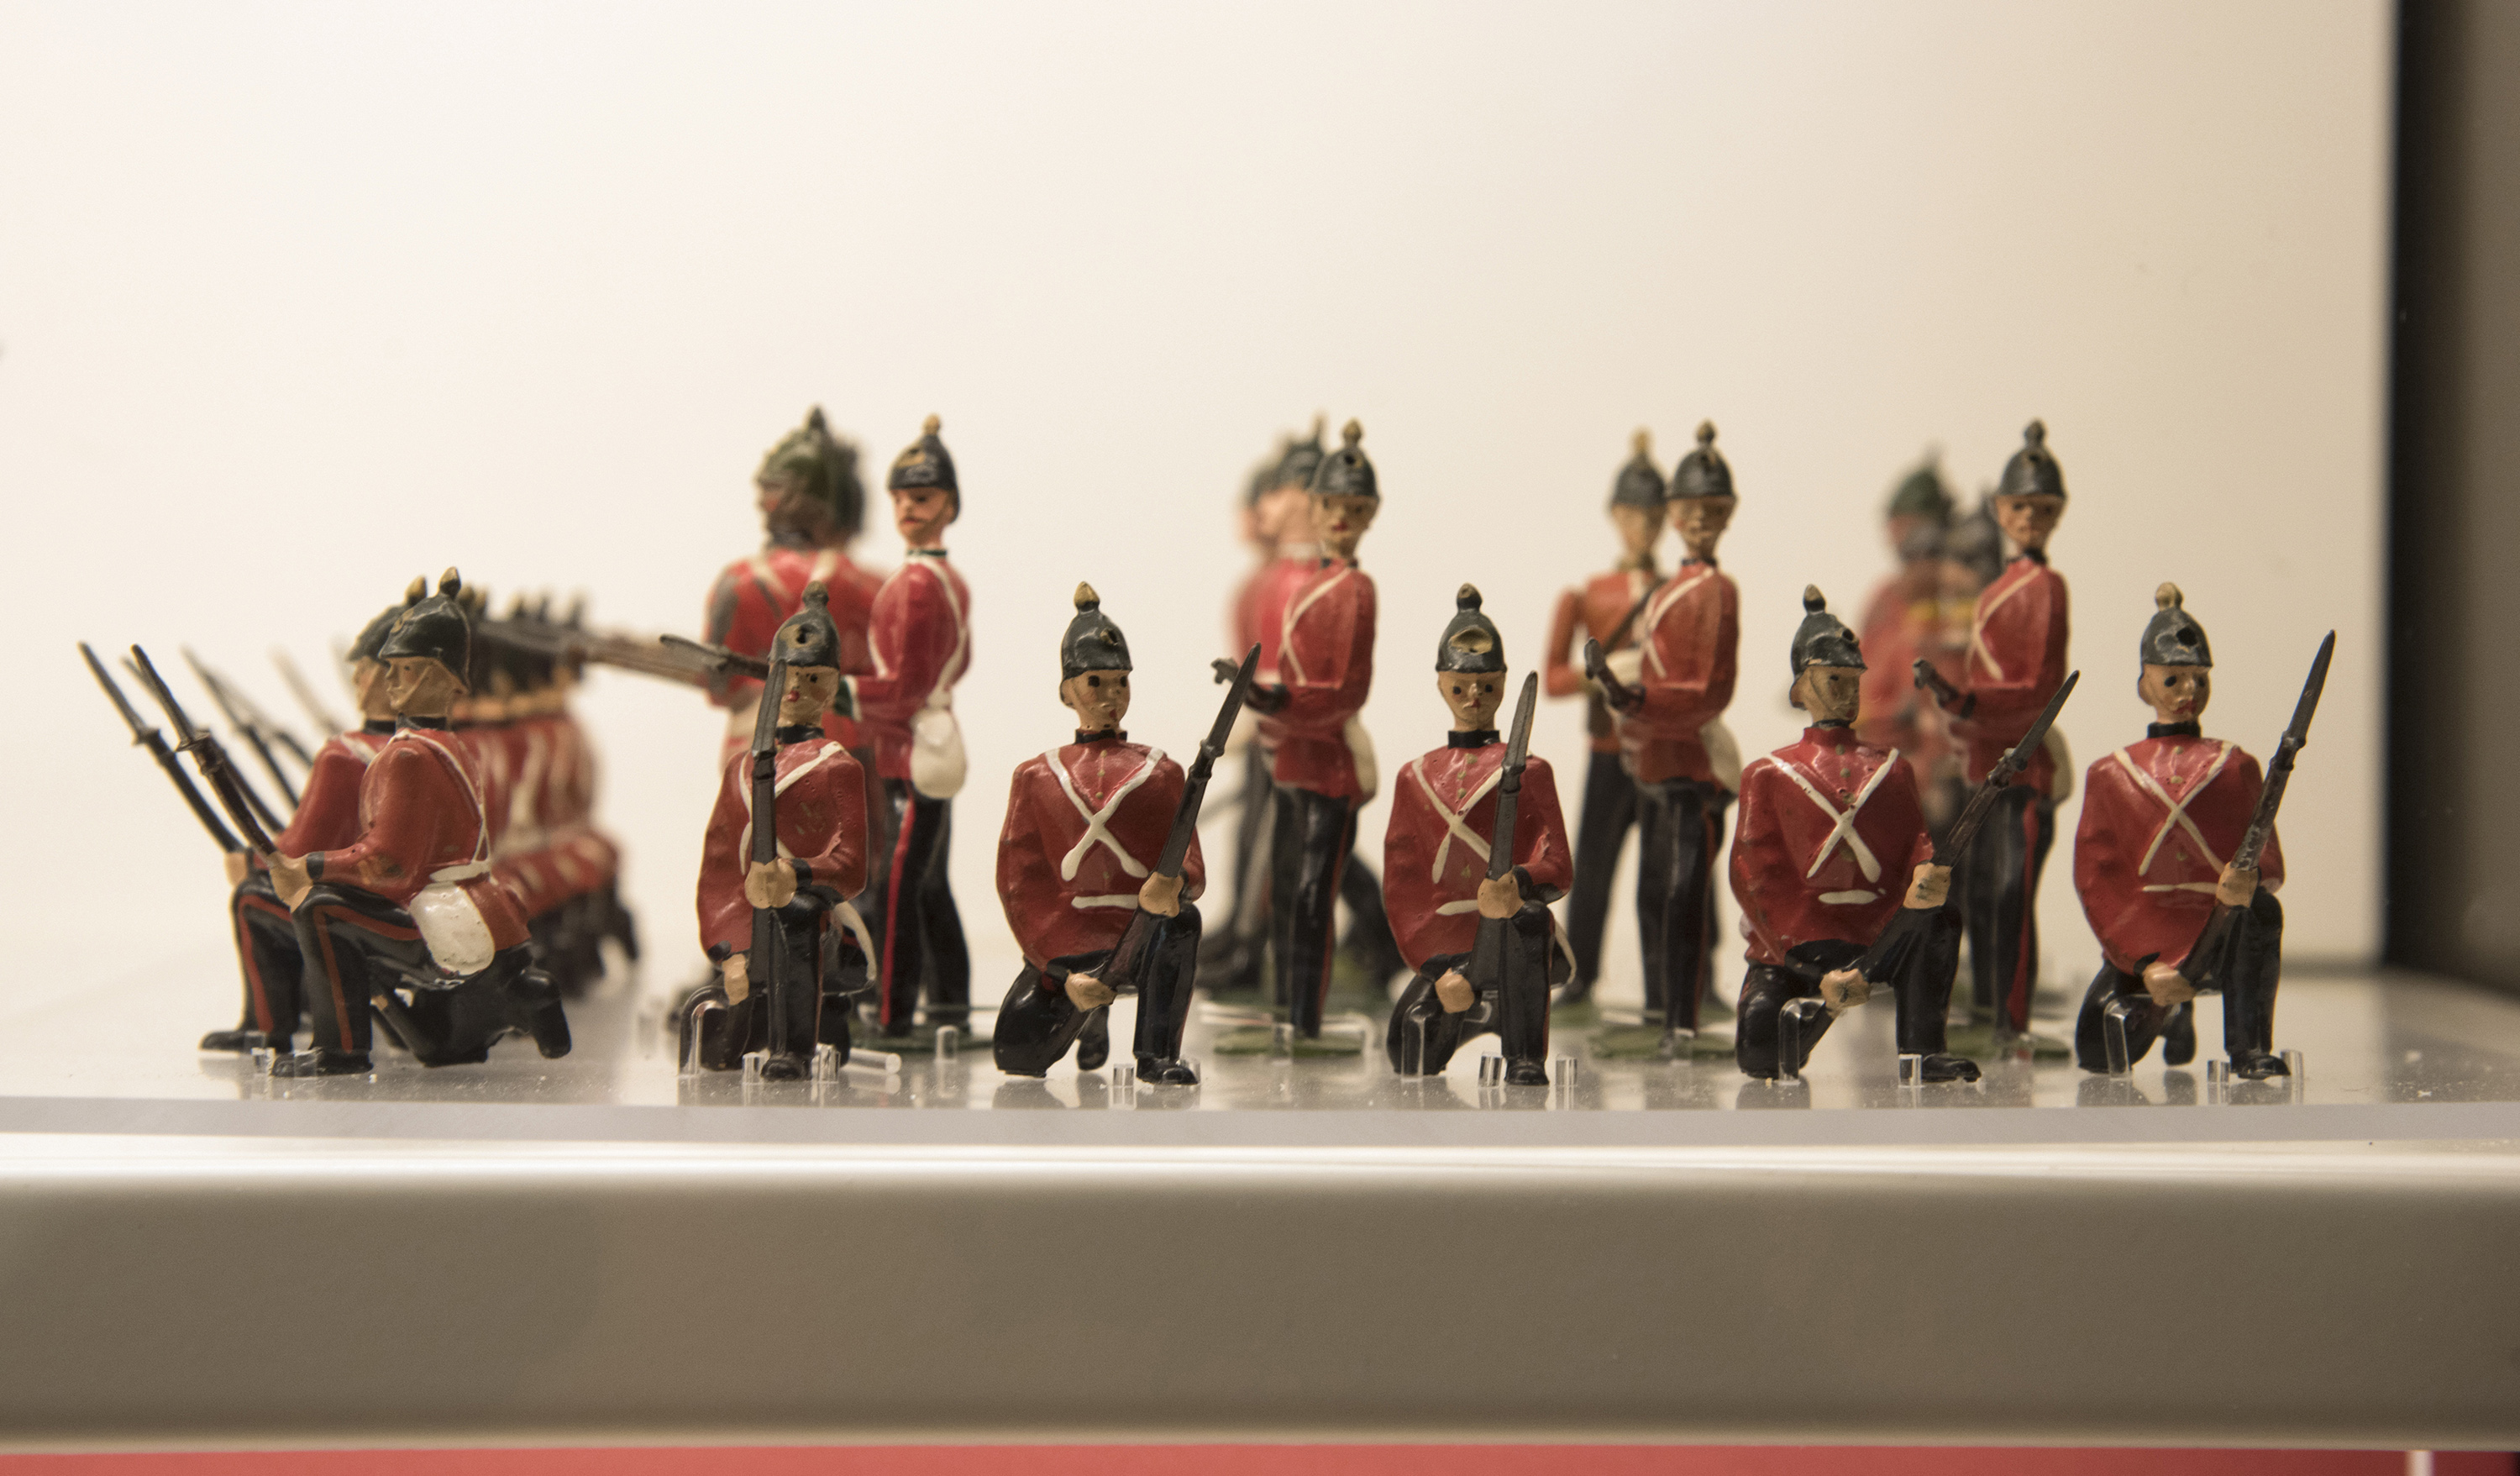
xmin=1467 ymin=673 xmax=1541 ymax=1014
xmin=1099 ymin=644 xmax=1260 ymax=1000
xmin=2182 ymin=632 xmax=2333 ymax=994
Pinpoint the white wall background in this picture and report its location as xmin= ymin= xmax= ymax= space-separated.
xmin=0 ymin=0 xmax=2389 ymax=1014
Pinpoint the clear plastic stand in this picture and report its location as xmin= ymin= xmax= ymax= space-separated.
xmin=1775 ymin=998 xmax=1828 ymax=1084
xmin=2207 ymin=1049 xmax=2307 ymax=1104
xmin=848 ymin=1047 xmax=903 ymax=1074
xmin=933 ymin=1025 xmax=959 ymax=1061
xmin=677 ymin=995 xmax=727 ymax=1081
xmin=1477 ymin=1054 xmax=1504 ymax=1086
xmin=1548 ymin=1056 xmax=1580 ymax=1088
xmin=1896 ymin=1053 xmax=1925 ymax=1090
xmin=1111 ymin=1061 xmax=1137 ymax=1088
xmin=250 ymin=1044 xmax=278 ymax=1075
xmin=1271 ymin=1022 xmax=1294 ymax=1057
xmin=812 ymin=1043 xmax=839 ymax=1082
xmin=1659 ymin=1027 xmax=1696 ymax=1064
xmin=2101 ymin=997 xmax=2139 ymax=1076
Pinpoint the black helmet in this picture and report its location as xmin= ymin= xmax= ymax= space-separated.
xmin=1672 ymin=421 xmax=1735 ymax=501
xmin=1061 ymin=582 xmax=1132 ymax=678
xmin=1886 ymin=452 xmax=1955 ymax=523
xmin=1996 ymin=419 xmax=2066 ymax=501
xmin=1275 ymin=415 xmax=1327 ymax=494
xmin=1243 ymin=434 xmax=1290 ymax=509
xmin=1789 ymin=586 xmax=1866 ymax=675
xmin=887 ymin=413 xmax=958 ymax=499
xmin=1436 ymin=584 xmax=1505 ymax=674
xmin=1610 ymin=428 xmax=1667 ymax=510
xmin=2139 ymin=582 xmax=2213 ymax=668
xmin=760 ymin=406 xmax=866 ymax=538
xmin=350 ymin=576 xmax=427 ymax=663
xmin=380 ymin=569 xmax=473 ymax=685
xmin=773 ymin=582 xmax=842 ymax=670
xmin=1310 ymin=419 xmax=1378 ymax=502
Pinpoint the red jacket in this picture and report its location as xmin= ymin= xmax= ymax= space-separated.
xmin=1382 ymin=742 xmax=1572 ymax=974
xmin=2074 ymin=733 xmax=2285 ymax=974
xmin=1546 ymin=565 xmax=1656 ymax=754
xmin=1262 ymin=557 xmax=1377 ymax=798
xmin=1248 ymin=549 xmax=1320 ymax=688
xmin=995 ymin=737 xmax=1205 ymax=970
xmin=695 ymin=736 xmax=870 ymax=958
xmin=705 ymin=545 xmax=885 ymax=749
xmin=1958 ymin=554 xmax=2069 ymax=787
xmin=1620 ymin=561 xmax=1737 ymax=785
xmin=1729 ymin=726 xmax=1932 ymax=968
xmin=1856 ymin=574 xmax=1950 ymax=765
xmin=846 ymin=551 xmax=972 ymax=781
xmin=270 ymin=725 xmax=391 ymax=857
xmin=308 ymin=726 xmax=528 ymax=951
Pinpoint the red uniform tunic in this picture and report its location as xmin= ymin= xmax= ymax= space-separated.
xmin=695 ymin=738 xmax=871 ymax=959
xmin=2073 ymin=733 xmax=2285 ymax=974
xmin=1546 ymin=565 xmax=1656 ymax=754
xmin=1381 ymin=743 xmax=1572 ymax=974
xmin=1262 ymin=556 xmax=1377 ymax=798
xmin=845 ymin=551 xmax=973 ymax=783
xmin=1248 ymin=548 xmax=1320 ymax=688
xmin=309 ymin=727 xmax=529 ymax=952
xmin=995 ymin=738 xmax=1206 ymax=970
xmin=1959 ymin=554 xmax=2069 ymax=787
xmin=270 ymin=728 xmax=389 ymax=857
xmin=1729 ymin=727 xmax=1934 ymax=968
xmin=1856 ymin=574 xmax=1949 ymax=764
xmin=1620 ymin=561 xmax=1738 ymax=785
xmin=705 ymin=545 xmax=885 ymax=750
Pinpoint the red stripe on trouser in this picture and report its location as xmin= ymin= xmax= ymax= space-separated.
xmin=234 ymin=893 xmax=292 ymax=1033
xmin=879 ymin=800 xmax=919 ymax=1029
xmin=2006 ymin=798 xmax=2039 ymax=1029
xmin=311 ymin=905 xmax=423 ymax=1053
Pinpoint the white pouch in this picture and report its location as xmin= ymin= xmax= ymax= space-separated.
xmin=911 ymin=705 xmax=967 ymax=800
xmin=1342 ymin=715 xmax=1379 ymax=804
xmin=1603 ymin=648 xmax=1644 ymax=688
xmin=411 ymin=870 xmax=496 ymax=974
xmin=2044 ymin=726 xmax=2076 ymax=803
xmin=1700 ymin=717 xmax=1743 ymax=791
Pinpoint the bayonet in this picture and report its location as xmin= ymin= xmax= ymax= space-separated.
xmin=272 ymin=647 xmax=346 ymax=737
xmin=128 ymin=645 xmax=278 ymax=856
xmin=82 ymin=642 xmax=243 ymax=854
xmin=2185 ymin=632 xmax=2334 ymax=994
xmin=185 ymin=649 xmax=302 ymax=810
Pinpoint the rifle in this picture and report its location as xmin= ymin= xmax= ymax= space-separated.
xmin=81 ymin=642 xmax=244 ymax=854
xmin=1465 ymin=672 xmax=1546 ymax=1050
xmin=272 ymin=647 xmax=347 ymax=738
xmin=185 ymin=649 xmax=305 ymax=811
xmin=1582 ymin=638 xmax=1642 ymax=713
xmin=1786 ymin=668 xmax=2080 ymax=992
xmin=127 ymin=645 xmax=279 ymax=859
xmin=748 ymin=648 xmax=800 ymax=1063
xmin=2182 ymin=632 xmax=2334 ymax=993
xmin=1913 ymin=658 xmax=1974 ymax=719
xmin=1102 ymin=644 xmax=1263 ymax=997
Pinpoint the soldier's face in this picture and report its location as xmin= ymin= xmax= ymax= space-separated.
xmin=1312 ymin=494 xmax=1379 ymax=558
xmin=385 ymin=658 xmax=464 ymax=718
xmin=780 ymin=666 xmax=840 ymax=725
xmin=891 ymin=486 xmax=956 ymax=546
xmin=351 ymin=659 xmax=395 ymax=721
xmin=1257 ymin=486 xmax=1312 ymax=544
xmin=1793 ymin=664 xmax=1864 ymax=724
xmin=1436 ymin=670 xmax=1506 ymax=730
xmin=1060 ymin=670 xmax=1131 ymax=732
xmin=2139 ymin=664 xmax=2211 ymax=724
xmin=1610 ymin=504 xmax=1662 ymax=559
xmin=759 ymin=474 xmax=832 ymax=544
xmin=1995 ymin=495 xmax=2063 ymax=551
xmin=1670 ymin=496 xmax=1735 ymax=560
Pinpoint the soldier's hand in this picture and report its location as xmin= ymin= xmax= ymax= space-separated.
xmin=1138 ymin=872 xmax=1183 ymax=917
xmin=1066 ymin=972 xmax=1116 ymax=1011
xmin=1242 ymin=684 xmax=1289 ymax=716
xmin=744 ymin=859 xmax=798 ymax=909
xmin=1904 ymin=863 xmax=1952 ymax=911
xmin=2142 ymin=961 xmax=2196 ymax=1008
xmin=722 ymin=952 xmax=750 ymax=1004
xmin=2215 ymin=864 xmax=2259 ymax=908
xmin=1476 ymin=875 xmax=1522 ymax=919
xmin=223 ymin=851 xmax=250 ymax=887
xmin=1819 ymin=968 xmax=1872 ymax=1016
xmin=1435 ymin=969 xmax=1475 ymax=1013
xmin=269 ymin=853 xmax=312 ymax=910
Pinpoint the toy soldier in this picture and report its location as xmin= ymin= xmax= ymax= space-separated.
xmin=1248 ymin=420 xmax=1380 ymax=1040
xmin=1730 ymin=590 xmax=1977 ymax=1082
xmin=2071 ymin=586 xmax=2294 ymax=1079
xmin=1597 ymin=421 xmax=1740 ymax=1043
xmin=1857 ymin=454 xmax=1968 ymax=838
xmin=995 ymin=586 xmax=1210 ymax=1082
xmin=1541 ymin=430 xmax=1664 ymax=1007
xmin=1384 ymin=588 xmax=1572 ymax=1084
xmin=843 ymin=414 xmax=974 ymax=1042
xmin=691 ymin=586 xmax=872 ymax=1079
xmin=1929 ymin=421 xmax=2072 ymax=1036
xmin=207 ymin=588 xmax=413 ymax=1053
xmin=266 ymin=571 xmax=572 ymax=1076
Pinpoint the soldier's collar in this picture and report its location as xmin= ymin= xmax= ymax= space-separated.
xmin=361 ymin=719 xmax=397 ymax=735
xmin=1806 ymin=719 xmax=1853 ymax=732
xmin=2147 ymin=721 xmax=2202 ymax=739
xmin=1681 ymin=554 xmax=1716 ymax=569
xmin=1075 ymin=728 xmax=1126 ymax=743
xmin=766 ymin=530 xmax=816 ymax=550
xmin=1447 ymin=728 xmax=1499 ymax=749
xmin=775 ymin=723 xmax=824 ymax=744
xmin=1278 ymin=542 xmax=1318 ymax=561
xmin=906 ymin=547 xmax=949 ymax=559
xmin=1619 ymin=552 xmax=1659 ymax=575
xmin=2018 ymin=547 xmax=2050 ymax=566
xmin=399 ymin=715 xmax=450 ymax=731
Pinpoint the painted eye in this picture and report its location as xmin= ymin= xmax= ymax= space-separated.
xmin=1086 ymin=675 xmax=1100 ymax=688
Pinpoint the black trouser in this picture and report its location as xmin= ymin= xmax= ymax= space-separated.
xmin=1200 ymin=746 xmax=1275 ymax=993
xmin=700 ymin=897 xmax=857 ymax=1071
xmin=227 ymin=869 xmax=303 ymax=1045
xmin=1336 ymin=843 xmax=1404 ymax=985
xmin=872 ymin=778 xmax=970 ymax=1033
xmin=1635 ymin=777 xmax=1727 ymax=1031
xmin=1962 ymin=784 xmax=2055 ymax=1032
xmin=294 ymin=885 xmax=567 ymax=1065
xmin=2073 ymin=890 xmax=2284 ymax=1071
xmin=1735 ymin=919 xmax=1961 ymax=1079
xmin=1560 ymin=749 xmax=1639 ymax=1001
xmin=1385 ymin=905 xmax=1566 ymax=1074
xmin=1269 ymin=784 xmax=1356 ymax=1036
xmin=389 ymin=943 xmax=571 ymax=1066
xmin=994 ymin=906 xmax=1204 ymax=1076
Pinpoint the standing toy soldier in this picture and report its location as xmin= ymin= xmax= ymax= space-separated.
xmin=1730 ymin=590 xmax=1978 ymax=1083
xmin=1247 ymin=420 xmax=1381 ymax=1042
xmin=994 ymin=586 xmax=1221 ymax=1083
xmin=843 ymin=414 xmax=974 ymax=1043
xmin=1594 ymin=421 xmax=1740 ymax=1048
xmin=2071 ymin=586 xmax=2319 ymax=1080
xmin=1384 ymin=588 xmax=1572 ymax=1085
xmin=1541 ymin=430 xmax=1665 ymax=1009
xmin=1924 ymin=420 xmax=2073 ymax=1038
xmin=690 ymin=586 xmax=872 ymax=1079
xmin=265 ymin=571 xmax=572 ymax=1076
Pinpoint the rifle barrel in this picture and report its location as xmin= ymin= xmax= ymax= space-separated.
xmin=83 ymin=642 xmax=244 ymax=853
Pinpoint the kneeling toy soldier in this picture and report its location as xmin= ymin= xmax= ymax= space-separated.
xmin=994 ymin=586 xmax=1213 ymax=1084
xmin=1731 ymin=589 xmax=1978 ymax=1083
xmin=268 ymin=571 xmax=572 ymax=1076
xmin=2071 ymin=586 xmax=2315 ymax=1080
xmin=1383 ymin=587 xmax=1571 ymax=1085
xmin=692 ymin=584 xmax=873 ymax=1079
